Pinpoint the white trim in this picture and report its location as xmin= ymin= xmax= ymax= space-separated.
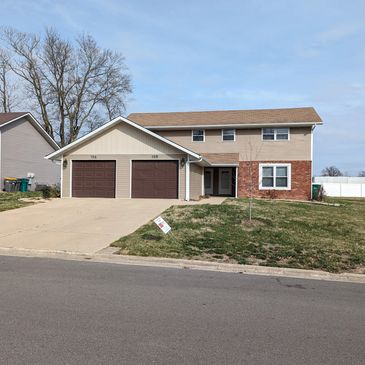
xmin=204 ymin=167 xmax=214 ymax=195
xmin=310 ymin=126 xmax=315 ymax=199
xmin=259 ymin=163 xmax=291 ymax=190
xmin=69 ymin=159 xmax=73 ymax=198
xmin=129 ymin=160 xmax=132 ymax=198
xmin=185 ymin=155 xmax=190 ymax=201
xmin=130 ymin=158 xmax=180 ymax=199
xmin=261 ymin=127 xmax=290 ymax=141
xmin=69 ymin=159 xmax=117 ymax=198
xmin=191 ymin=129 xmax=205 ymax=142
xmin=0 ymin=113 xmax=59 ymax=150
xmin=46 ymin=116 xmax=201 ymax=160
xmin=60 ymin=157 xmax=63 ymax=198
xmin=221 ymin=128 xmax=236 ymax=142
xmin=115 ymin=160 xmax=118 ymax=198
xmin=0 ymin=129 xmax=2 ymax=188
xmin=201 ymin=167 xmax=204 ymax=196
xmin=235 ymin=167 xmax=238 ymax=198
xmin=310 ymin=126 xmax=314 ymax=161
xmin=146 ymin=122 xmax=322 ymax=130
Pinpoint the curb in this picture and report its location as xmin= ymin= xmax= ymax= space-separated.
xmin=0 ymin=247 xmax=364 ymax=284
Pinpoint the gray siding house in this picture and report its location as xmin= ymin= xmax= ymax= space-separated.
xmin=0 ymin=112 xmax=60 ymax=190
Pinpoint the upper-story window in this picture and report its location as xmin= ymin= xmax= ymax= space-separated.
xmin=222 ymin=129 xmax=236 ymax=141
xmin=262 ymin=127 xmax=289 ymax=141
xmin=192 ymin=129 xmax=205 ymax=142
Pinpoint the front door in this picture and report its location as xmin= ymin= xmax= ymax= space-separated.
xmin=218 ymin=168 xmax=232 ymax=195
xmin=204 ymin=168 xmax=214 ymax=195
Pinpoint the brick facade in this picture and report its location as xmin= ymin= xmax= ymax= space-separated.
xmin=238 ymin=160 xmax=312 ymax=200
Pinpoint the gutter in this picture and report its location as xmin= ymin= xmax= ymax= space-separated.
xmin=145 ymin=122 xmax=323 ymax=130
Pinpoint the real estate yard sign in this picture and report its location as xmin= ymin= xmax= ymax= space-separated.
xmin=154 ymin=216 xmax=171 ymax=234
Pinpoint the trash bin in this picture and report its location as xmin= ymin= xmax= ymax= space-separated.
xmin=4 ymin=178 xmax=18 ymax=192
xmin=312 ymin=183 xmax=322 ymax=200
xmin=19 ymin=178 xmax=29 ymax=192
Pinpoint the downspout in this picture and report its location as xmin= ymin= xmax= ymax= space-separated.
xmin=0 ymin=129 xmax=2 ymax=190
xmin=311 ymin=125 xmax=316 ymax=200
xmin=185 ymin=155 xmax=190 ymax=201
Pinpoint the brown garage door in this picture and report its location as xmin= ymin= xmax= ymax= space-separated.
xmin=132 ymin=160 xmax=178 ymax=199
xmin=72 ymin=161 xmax=116 ymax=198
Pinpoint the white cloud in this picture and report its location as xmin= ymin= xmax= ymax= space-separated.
xmin=317 ymin=23 xmax=364 ymax=43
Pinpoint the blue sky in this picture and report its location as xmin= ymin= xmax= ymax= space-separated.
xmin=2 ymin=0 xmax=365 ymax=175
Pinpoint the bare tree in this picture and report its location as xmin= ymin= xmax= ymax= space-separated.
xmin=1 ymin=27 xmax=132 ymax=145
xmin=359 ymin=171 xmax=365 ymax=177
xmin=0 ymin=49 xmax=16 ymax=112
xmin=244 ymin=138 xmax=263 ymax=221
xmin=321 ymin=166 xmax=343 ymax=177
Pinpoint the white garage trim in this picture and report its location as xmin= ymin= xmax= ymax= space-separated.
xmin=70 ymin=160 xmax=73 ymax=198
xmin=131 ymin=159 xmax=180 ymax=199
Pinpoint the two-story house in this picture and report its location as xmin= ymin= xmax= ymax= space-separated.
xmin=47 ymin=107 xmax=323 ymax=201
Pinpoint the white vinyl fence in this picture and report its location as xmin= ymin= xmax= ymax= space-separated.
xmin=313 ymin=177 xmax=365 ymax=198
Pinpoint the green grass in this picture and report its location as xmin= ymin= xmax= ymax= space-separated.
xmin=0 ymin=191 xmax=43 ymax=212
xmin=112 ymin=198 xmax=365 ymax=273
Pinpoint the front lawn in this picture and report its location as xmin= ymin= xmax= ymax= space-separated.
xmin=0 ymin=192 xmax=44 ymax=212
xmin=112 ymin=198 xmax=365 ymax=273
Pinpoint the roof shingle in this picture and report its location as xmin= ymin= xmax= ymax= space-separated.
xmin=128 ymin=107 xmax=322 ymax=128
xmin=0 ymin=112 xmax=28 ymax=126
xmin=202 ymin=153 xmax=239 ymax=165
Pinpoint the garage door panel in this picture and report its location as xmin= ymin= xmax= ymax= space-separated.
xmin=132 ymin=160 xmax=178 ymax=199
xmin=72 ymin=161 xmax=116 ymax=198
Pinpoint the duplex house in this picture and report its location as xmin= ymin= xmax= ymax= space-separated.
xmin=0 ymin=112 xmax=59 ymax=190
xmin=46 ymin=107 xmax=322 ymax=201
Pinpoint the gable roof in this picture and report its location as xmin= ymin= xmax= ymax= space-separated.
xmin=46 ymin=115 xmax=201 ymax=160
xmin=0 ymin=112 xmax=29 ymax=126
xmin=128 ymin=107 xmax=323 ymax=129
xmin=0 ymin=112 xmax=59 ymax=150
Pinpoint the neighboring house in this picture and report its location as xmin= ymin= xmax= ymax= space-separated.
xmin=0 ymin=112 xmax=60 ymax=190
xmin=46 ymin=107 xmax=322 ymax=200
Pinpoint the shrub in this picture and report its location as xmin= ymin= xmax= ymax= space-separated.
xmin=41 ymin=185 xmax=60 ymax=199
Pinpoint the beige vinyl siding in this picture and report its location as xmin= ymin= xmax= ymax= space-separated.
xmin=69 ymin=123 xmax=179 ymax=155
xmin=62 ymin=154 xmax=186 ymax=199
xmin=62 ymin=123 xmax=191 ymax=199
xmin=156 ymin=127 xmax=312 ymax=161
xmin=0 ymin=117 xmax=59 ymax=189
xmin=190 ymin=163 xmax=203 ymax=200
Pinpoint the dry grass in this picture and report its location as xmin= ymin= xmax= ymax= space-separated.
xmin=112 ymin=198 xmax=365 ymax=273
xmin=0 ymin=192 xmax=43 ymax=212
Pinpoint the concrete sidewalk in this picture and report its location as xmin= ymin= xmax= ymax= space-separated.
xmin=0 ymin=198 xmax=177 ymax=253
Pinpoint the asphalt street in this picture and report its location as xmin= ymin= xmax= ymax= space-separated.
xmin=0 ymin=255 xmax=364 ymax=364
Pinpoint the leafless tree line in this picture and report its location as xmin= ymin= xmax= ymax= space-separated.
xmin=0 ymin=27 xmax=132 ymax=146
xmin=322 ymin=166 xmax=365 ymax=177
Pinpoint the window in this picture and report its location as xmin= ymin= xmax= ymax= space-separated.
xmin=222 ymin=129 xmax=235 ymax=141
xmin=192 ymin=129 xmax=205 ymax=142
xmin=262 ymin=128 xmax=289 ymax=141
xmin=259 ymin=164 xmax=291 ymax=190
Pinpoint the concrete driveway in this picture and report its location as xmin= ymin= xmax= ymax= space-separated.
xmin=0 ymin=199 xmax=176 ymax=254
